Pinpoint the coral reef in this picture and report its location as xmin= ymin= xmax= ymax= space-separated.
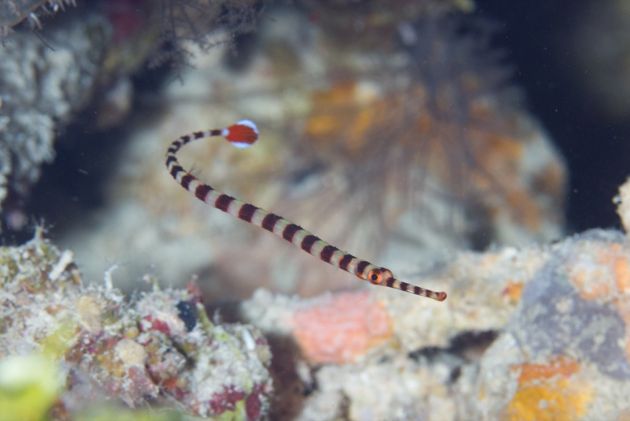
xmin=242 ymin=243 xmax=542 ymax=359
xmin=6 ymin=1 xmax=627 ymax=420
xmin=0 ymin=0 xmax=260 ymax=220
xmin=0 ymin=7 xmax=110 ymax=215
xmin=11 ymin=218 xmax=630 ymax=420
xmin=300 ymin=355 xmax=455 ymax=420
xmin=476 ymin=229 xmax=630 ymax=420
xmin=237 ymin=180 xmax=630 ymax=420
xmin=0 ymin=231 xmax=272 ymax=419
xmin=0 ymin=1 xmax=166 ymax=220
xmin=616 ymin=178 xmax=630 ymax=232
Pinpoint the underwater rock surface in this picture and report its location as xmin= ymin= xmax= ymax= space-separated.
xmin=477 ymin=229 xmax=630 ymax=420
xmin=6 ymin=214 xmax=630 ymax=419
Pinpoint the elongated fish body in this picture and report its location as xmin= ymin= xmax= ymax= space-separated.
xmin=165 ymin=120 xmax=447 ymax=301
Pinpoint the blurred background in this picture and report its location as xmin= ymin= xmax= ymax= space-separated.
xmin=1 ymin=0 xmax=628 ymax=297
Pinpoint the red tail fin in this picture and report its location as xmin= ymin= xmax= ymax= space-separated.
xmin=223 ymin=120 xmax=259 ymax=148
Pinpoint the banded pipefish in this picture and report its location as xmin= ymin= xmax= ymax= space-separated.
xmin=165 ymin=120 xmax=447 ymax=301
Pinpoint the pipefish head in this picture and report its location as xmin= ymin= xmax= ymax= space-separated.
xmin=367 ymin=267 xmax=447 ymax=301
xmin=366 ymin=267 xmax=393 ymax=285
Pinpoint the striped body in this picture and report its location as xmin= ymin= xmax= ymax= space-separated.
xmin=165 ymin=122 xmax=447 ymax=301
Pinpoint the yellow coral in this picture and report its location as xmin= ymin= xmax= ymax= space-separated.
xmin=506 ymin=356 xmax=592 ymax=421
xmin=507 ymin=379 xmax=591 ymax=421
xmin=502 ymin=281 xmax=524 ymax=304
xmin=75 ymin=406 xmax=182 ymax=421
xmin=40 ymin=319 xmax=79 ymax=360
xmin=0 ymin=354 xmax=63 ymax=421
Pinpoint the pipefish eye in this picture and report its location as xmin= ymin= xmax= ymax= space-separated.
xmin=367 ymin=269 xmax=385 ymax=284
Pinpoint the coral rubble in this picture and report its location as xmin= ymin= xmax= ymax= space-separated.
xmin=0 ymin=231 xmax=272 ymax=419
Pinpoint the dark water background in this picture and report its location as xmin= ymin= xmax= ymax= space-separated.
xmin=478 ymin=0 xmax=629 ymax=231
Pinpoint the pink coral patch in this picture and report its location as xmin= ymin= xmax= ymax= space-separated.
xmin=209 ymin=386 xmax=246 ymax=414
xmin=292 ymin=291 xmax=393 ymax=364
xmin=245 ymin=384 xmax=264 ymax=420
xmin=141 ymin=315 xmax=171 ymax=334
